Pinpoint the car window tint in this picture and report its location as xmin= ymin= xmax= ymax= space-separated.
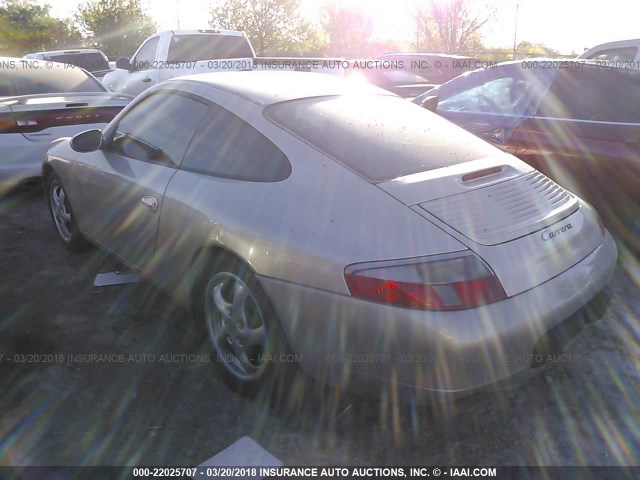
xmin=167 ymin=35 xmax=254 ymax=62
xmin=181 ymin=104 xmax=291 ymax=182
xmin=266 ymin=95 xmax=498 ymax=183
xmin=112 ymin=92 xmax=208 ymax=165
xmin=438 ymin=73 xmax=545 ymax=116
xmin=0 ymin=62 xmax=105 ymax=96
xmin=536 ymin=68 xmax=640 ymax=123
xmin=133 ymin=37 xmax=159 ymax=69
xmin=585 ymin=47 xmax=637 ymax=62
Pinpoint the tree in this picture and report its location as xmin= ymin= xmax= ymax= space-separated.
xmin=76 ymin=0 xmax=156 ymax=58
xmin=0 ymin=0 xmax=82 ymax=56
xmin=321 ymin=1 xmax=373 ymax=57
xmin=515 ymin=41 xmax=560 ymax=59
xmin=414 ymin=0 xmax=495 ymax=54
xmin=210 ymin=0 xmax=322 ymax=56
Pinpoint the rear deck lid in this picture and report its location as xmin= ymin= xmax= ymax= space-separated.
xmin=1 ymin=92 xmax=129 ymax=142
xmin=419 ymin=170 xmax=579 ymax=246
xmin=379 ymin=159 xmax=603 ymax=296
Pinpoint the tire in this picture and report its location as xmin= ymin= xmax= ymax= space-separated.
xmin=195 ymin=255 xmax=295 ymax=396
xmin=47 ymin=172 xmax=88 ymax=252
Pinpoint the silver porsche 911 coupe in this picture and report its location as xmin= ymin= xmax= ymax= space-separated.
xmin=43 ymin=71 xmax=617 ymax=399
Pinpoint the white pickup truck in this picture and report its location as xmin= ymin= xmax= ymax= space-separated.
xmin=103 ymin=29 xmax=348 ymax=96
xmin=102 ymin=29 xmax=256 ymax=96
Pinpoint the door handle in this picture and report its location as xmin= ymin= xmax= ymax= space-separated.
xmin=142 ymin=77 xmax=152 ymax=83
xmin=141 ymin=196 xmax=158 ymax=212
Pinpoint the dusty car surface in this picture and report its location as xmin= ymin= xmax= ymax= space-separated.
xmin=0 ymin=57 xmax=130 ymax=194
xmin=43 ymin=71 xmax=616 ymax=401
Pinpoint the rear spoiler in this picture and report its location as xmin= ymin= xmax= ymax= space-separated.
xmin=0 ymin=91 xmax=133 ymax=106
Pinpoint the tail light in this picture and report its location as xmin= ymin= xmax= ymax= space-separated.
xmin=0 ymin=113 xmax=19 ymax=133
xmin=344 ymin=251 xmax=506 ymax=311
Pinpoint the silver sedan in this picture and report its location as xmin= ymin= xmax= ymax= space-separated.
xmin=43 ymin=71 xmax=617 ymax=400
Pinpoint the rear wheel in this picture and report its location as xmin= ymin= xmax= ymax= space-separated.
xmin=196 ymin=255 xmax=294 ymax=394
xmin=47 ymin=172 xmax=88 ymax=251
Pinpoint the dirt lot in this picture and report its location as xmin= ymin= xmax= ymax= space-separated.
xmin=1 ymin=186 xmax=639 ymax=467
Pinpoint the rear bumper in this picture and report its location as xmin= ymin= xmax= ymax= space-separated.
xmin=258 ymin=232 xmax=617 ymax=398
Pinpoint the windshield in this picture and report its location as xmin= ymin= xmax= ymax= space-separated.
xmin=266 ymin=94 xmax=499 ymax=182
xmin=0 ymin=62 xmax=105 ymax=96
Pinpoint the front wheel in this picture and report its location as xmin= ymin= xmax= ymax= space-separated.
xmin=47 ymin=172 xmax=88 ymax=251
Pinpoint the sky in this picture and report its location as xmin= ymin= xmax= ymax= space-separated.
xmin=47 ymin=0 xmax=640 ymax=55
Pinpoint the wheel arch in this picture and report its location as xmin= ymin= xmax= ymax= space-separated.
xmin=187 ymin=244 xmax=255 ymax=309
xmin=41 ymin=163 xmax=54 ymax=187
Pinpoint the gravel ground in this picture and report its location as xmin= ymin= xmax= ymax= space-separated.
xmin=1 ymin=186 xmax=639 ymax=467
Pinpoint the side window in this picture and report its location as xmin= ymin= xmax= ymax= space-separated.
xmin=182 ymin=104 xmax=291 ymax=182
xmin=133 ymin=37 xmax=159 ymax=70
xmin=110 ymin=92 xmax=208 ymax=165
xmin=438 ymin=71 xmax=551 ymax=116
xmin=536 ymin=69 xmax=640 ymax=123
xmin=585 ymin=47 xmax=637 ymax=62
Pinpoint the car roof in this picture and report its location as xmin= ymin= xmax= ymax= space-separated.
xmin=500 ymin=57 xmax=640 ymax=74
xmin=1 ymin=56 xmax=87 ymax=70
xmin=171 ymin=70 xmax=394 ymax=106
xmin=579 ymin=38 xmax=640 ymax=57
xmin=380 ymin=52 xmax=478 ymax=60
xmin=24 ymin=49 xmax=106 ymax=56
xmin=161 ymin=29 xmax=246 ymax=37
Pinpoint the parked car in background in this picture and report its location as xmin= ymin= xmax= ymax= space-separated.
xmin=102 ymin=29 xmax=256 ymax=96
xmin=44 ymin=71 xmax=615 ymax=400
xmin=378 ymin=53 xmax=482 ymax=84
xmin=347 ymin=64 xmax=435 ymax=98
xmin=413 ymin=59 xmax=640 ymax=252
xmin=578 ymin=39 xmax=640 ymax=68
xmin=0 ymin=57 xmax=131 ymax=194
xmin=23 ymin=49 xmax=113 ymax=78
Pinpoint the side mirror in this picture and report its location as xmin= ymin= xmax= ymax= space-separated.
xmin=420 ymin=95 xmax=439 ymax=112
xmin=70 ymin=129 xmax=103 ymax=153
xmin=115 ymin=57 xmax=133 ymax=71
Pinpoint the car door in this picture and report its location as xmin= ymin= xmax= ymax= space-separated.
xmin=434 ymin=65 xmax=555 ymax=154
xmin=512 ymin=67 xmax=640 ymax=235
xmin=151 ymin=101 xmax=292 ymax=296
xmin=72 ymin=90 xmax=208 ymax=269
xmin=121 ymin=36 xmax=160 ymax=96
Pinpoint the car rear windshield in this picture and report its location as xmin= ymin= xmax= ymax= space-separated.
xmin=265 ymin=95 xmax=498 ymax=182
xmin=47 ymin=53 xmax=109 ymax=73
xmin=167 ymin=34 xmax=254 ymax=62
xmin=0 ymin=64 xmax=105 ymax=96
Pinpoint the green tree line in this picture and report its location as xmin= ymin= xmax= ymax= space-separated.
xmin=0 ymin=0 xmax=155 ymax=57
